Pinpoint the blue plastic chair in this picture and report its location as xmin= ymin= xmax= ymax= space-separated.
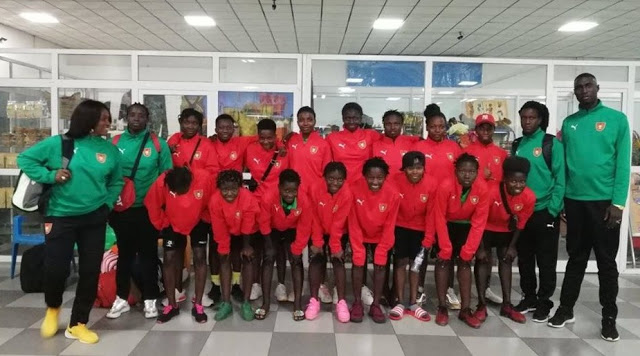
xmin=10 ymin=215 xmax=77 ymax=279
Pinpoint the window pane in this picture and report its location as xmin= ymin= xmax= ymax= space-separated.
xmin=58 ymin=88 xmax=131 ymax=135
xmin=139 ymin=56 xmax=213 ymax=82
xmin=312 ymin=60 xmax=425 ymax=133
xmin=142 ymin=94 xmax=207 ymax=138
xmin=432 ymin=63 xmax=547 ymax=150
xmin=633 ymin=68 xmax=640 ymax=167
xmin=219 ymin=57 xmax=297 ymax=84
xmin=59 ymin=54 xmax=131 ymax=80
xmin=218 ymin=91 xmax=293 ymax=140
xmin=0 ymin=87 xmax=51 ymax=155
xmin=554 ymin=65 xmax=628 ymax=82
xmin=0 ymin=53 xmax=51 ymax=79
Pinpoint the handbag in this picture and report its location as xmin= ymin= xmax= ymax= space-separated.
xmin=245 ymin=150 xmax=279 ymax=192
xmin=12 ymin=135 xmax=74 ymax=214
xmin=499 ymin=182 xmax=518 ymax=232
xmin=113 ymin=133 xmax=151 ymax=212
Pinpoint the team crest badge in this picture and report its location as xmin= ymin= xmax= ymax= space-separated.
xmin=235 ymin=211 xmax=241 ymax=220
xmin=96 ymin=153 xmax=107 ymax=163
xmin=194 ymin=190 xmax=203 ymax=200
xmin=596 ymin=122 xmax=606 ymax=131
xmin=229 ymin=151 xmax=238 ymax=161
xmin=533 ymin=147 xmax=542 ymax=157
xmin=470 ymin=196 xmax=479 ymax=205
xmin=379 ymin=203 xmax=387 ymax=212
xmin=310 ymin=146 xmax=318 ymax=155
xmin=493 ymin=156 xmax=500 ymax=165
xmin=274 ymin=161 xmax=281 ymax=168
xmin=194 ymin=151 xmax=202 ymax=160
xmin=357 ymin=140 xmax=367 ymax=149
xmin=294 ymin=209 xmax=302 ymax=216
xmin=514 ymin=203 xmax=523 ymax=212
xmin=332 ymin=205 xmax=339 ymax=213
xmin=143 ymin=148 xmax=152 ymax=157
xmin=447 ymin=152 xmax=454 ymax=161
xmin=44 ymin=223 xmax=53 ymax=235
xmin=420 ymin=194 xmax=428 ymax=203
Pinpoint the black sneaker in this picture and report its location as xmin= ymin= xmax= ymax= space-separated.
xmin=207 ymin=284 xmax=221 ymax=305
xmin=514 ymin=298 xmax=538 ymax=314
xmin=547 ymin=306 xmax=575 ymax=328
xmin=231 ymin=284 xmax=244 ymax=303
xmin=532 ymin=304 xmax=551 ymax=323
xmin=191 ymin=304 xmax=208 ymax=323
xmin=601 ymin=318 xmax=620 ymax=342
xmin=156 ymin=305 xmax=180 ymax=323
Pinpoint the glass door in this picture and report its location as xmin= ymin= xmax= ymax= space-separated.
xmin=137 ymin=90 xmax=210 ymax=139
xmin=552 ymin=87 xmax=628 ymax=273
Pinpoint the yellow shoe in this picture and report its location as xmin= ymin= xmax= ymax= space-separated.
xmin=64 ymin=324 xmax=99 ymax=344
xmin=40 ymin=308 xmax=60 ymax=339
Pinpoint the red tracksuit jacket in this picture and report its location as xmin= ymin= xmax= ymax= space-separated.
xmin=326 ymin=128 xmax=382 ymax=184
xmin=424 ymin=178 xmax=490 ymax=261
xmin=412 ymin=139 xmax=462 ymax=183
xmin=286 ymin=132 xmax=332 ymax=195
xmin=258 ymin=189 xmax=313 ymax=256
xmin=244 ymin=142 xmax=289 ymax=199
xmin=391 ymin=173 xmax=437 ymax=239
xmin=168 ymin=134 xmax=219 ymax=180
xmin=485 ymin=184 xmax=536 ymax=232
xmin=349 ymin=178 xmax=400 ymax=266
xmin=463 ymin=141 xmax=508 ymax=185
xmin=309 ymin=181 xmax=353 ymax=254
xmin=209 ymin=188 xmax=260 ymax=255
xmin=373 ymin=135 xmax=420 ymax=173
xmin=211 ymin=136 xmax=256 ymax=172
xmin=144 ymin=171 xmax=214 ymax=235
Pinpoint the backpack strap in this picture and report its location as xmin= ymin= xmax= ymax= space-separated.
xmin=541 ymin=134 xmax=554 ymax=171
xmin=510 ymin=137 xmax=522 ymax=156
xmin=111 ymin=134 xmax=121 ymax=146
xmin=150 ymin=133 xmax=161 ymax=153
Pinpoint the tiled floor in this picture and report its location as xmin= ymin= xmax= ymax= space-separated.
xmin=0 ymin=263 xmax=639 ymax=356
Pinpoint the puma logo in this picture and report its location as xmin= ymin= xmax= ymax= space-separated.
xmin=380 ymin=150 xmax=387 ymax=155
xmin=73 ymin=147 xmax=78 ymax=154
xmin=399 ymin=193 xmax=404 ymax=198
xmin=570 ymin=124 xmax=578 ymax=130
xmin=494 ymin=201 xmax=501 ymax=206
xmin=356 ymin=199 xmax=364 ymax=206
xmin=169 ymin=191 xmax=176 ymax=198
xmin=319 ymin=202 xmax=326 ymax=207
xmin=253 ymin=158 xmax=260 ymax=165
xmin=547 ymin=222 xmax=555 ymax=228
xmin=424 ymin=154 xmax=433 ymax=159
xmin=118 ymin=148 xmax=125 ymax=154
xmin=338 ymin=143 xmax=346 ymax=149
xmin=291 ymin=144 xmax=298 ymax=150
xmin=173 ymin=151 xmax=180 ymax=157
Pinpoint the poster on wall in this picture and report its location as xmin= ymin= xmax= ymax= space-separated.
xmin=218 ymin=91 xmax=293 ymax=139
xmin=464 ymin=99 xmax=510 ymax=126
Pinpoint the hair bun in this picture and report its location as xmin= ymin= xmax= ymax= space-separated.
xmin=424 ymin=103 xmax=442 ymax=118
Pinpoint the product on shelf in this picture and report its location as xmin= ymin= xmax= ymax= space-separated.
xmin=4 ymin=154 xmax=17 ymax=168
xmin=5 ymin=187 xmax=13 ymax=209
xmin=0 ymin=153 xmax=5 ymax=168
xmin=0 ymin=188 xmax=6 ymax=209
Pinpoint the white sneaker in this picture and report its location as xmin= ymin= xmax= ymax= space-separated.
xmin=361 ymin=286 xmax=374 ymax=306
xmin=250 ymin=283 xmax=263 ymax=301
xmin=106 ymin=296 xmax=130 ymax=319
xmin=446 ymin=288 xmax=461 ymax=310
xmin=319 ymin=284 xmax=333 ymax=304
xmin=143 ymin=299 xmax=158 ymax=319
xmin=162 ymin=289 xmax=188 ymax=306
xmin=485 ymin=287 xmax=503 ymax=304
xmin=333 ymin=287 xmax=338 ymax=305
xmin=287 ymin=290 xmax=295 ymax=302
xmin=275 ymin=283 xmax=288 ymax=302
xmin=201 ymin=294 xmax=214 ymax=307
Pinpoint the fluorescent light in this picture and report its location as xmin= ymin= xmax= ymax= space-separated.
xmin=346 ymin=78 xmax=363 ymax=83
xmin=20 ymin=12 xmax=58 ymax=23
xmin=313 ymin=94 xmax=317 ymax=99
xmin=386 ymin=97 xmax=401 ymax=101
xmin=438 ymin=91 xmax=455 ymax=95
xmin=339 ymin=94 xmax=351 ymax=97
xmin=412 ymin=97 xmax=421 ymax=100
xmin=558 ymin=21 xmax=598 ymax=32
xmin=184 ymin=15 xmax=216 ymax=27
xmin=458 ymin=81 xmax=478 ymax=86
xmin=338 ymin=87 xmax=355 ymax=93
xmin=436 ymin=102 xmax=442 ymax=105
xmin=243 ymin=86 xmax=258 ymax=90
xmin=373 ymin=18 xmax=404 ymax=30
xmin=321 ymin=94 xmax=326 ymax=99
xmin=241 ymin=59 xmax=247 ymax=63
xmin=247 ymin=59 xmax=255 ymax=63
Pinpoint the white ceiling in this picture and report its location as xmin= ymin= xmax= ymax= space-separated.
xmin=1 ymin=0 xmax=640 ymax=59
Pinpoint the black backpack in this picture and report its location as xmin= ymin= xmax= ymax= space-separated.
xmin=20 ymin=244 xmax=46 ymax=293
xmin=511 ymin=133 xmax=554 ymax=171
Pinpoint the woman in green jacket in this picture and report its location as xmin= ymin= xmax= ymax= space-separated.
xmin=17 ymin=100 xmax=124 ymax=344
